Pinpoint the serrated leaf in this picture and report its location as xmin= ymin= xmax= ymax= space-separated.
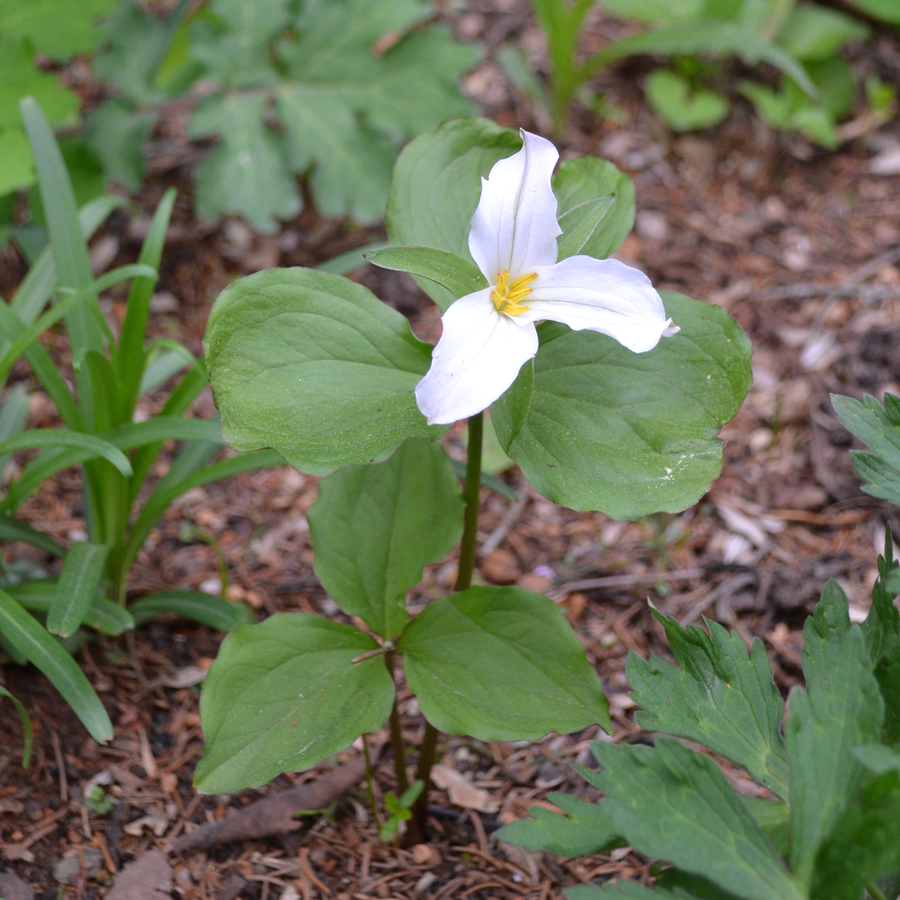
xmin=0 ymin=589 xmax=113 ymax=742
xmin=497 ymin=792 xmax=623 ymax=857
xmin=591 ymin=738 xmax=802 ymax=900
xmin=627 ymin=611 xmax=788 ymax=799
xmin=83 ymin=99 xmax=154 ymax=190
xmin=787 ymin=627 xmax=883 ymax=891
xmin=553 ymin=157 xmax=636 ymax=261
xmin=833 ymin=393 xmax=900 ymax=471
xmin=800 ymin=578 xmax=851 ymax=688
xmin=190 ymin=0 xmax=289 ymax=87
xmin=204 ymin=268 xmax=443 ymax=476
xmin=399 ymin=585 xmax=610 ymax=740
xmin=492 ymin=292 xmax=751 ymax=518
xmin=365 ymin=246 xmax=487 ymax=300
xmin=809 ymin=771 xmax=900 ymax=900
xmin=190 ymin=95 xmax=300 ymax=233
xmin=387 ymin=118 xmax=522 ymax=311
xmin=308 ymin=438 xmax=463 ymax=639
xmin=0 ymin=37 xmax=80 ymax=130
xmin=195 ymin=613 xmax=394 ymax=793
xmin=0 ymin=0 xmax=118 ymax=59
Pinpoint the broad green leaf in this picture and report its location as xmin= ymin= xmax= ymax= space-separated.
xmin=627 ymin=611 xmax=788 ymax=799
xmin=316 ymin=241 xmax=389 ymax=276
xmin=492 ymin=293 xmax=751 ymax=518
xmin=0 ymin=589 xmax=113 ymax=742
xmin=190 ymin=0 xmax=289 ymax=87
xmin=7 ymin=579 xmax=134 ymax=635
xmin=809 ymin=772 xmax=900 ymax=900
xmin=0 ymin=514 xmax=65 ymax=557
xmin=308 ymin=439 xmax=463 ymax=639
xmin=365 ymin=246 xmax=487 ymax=301
xmin=740 ymin=797 xmax=790 ymax=859
xmin=555 ymin=197 xmax=616 ymax=260
xmin=0 ymin=684 xmax=32 ymax=766
xmin=552 ymin=157 xmax=636 ymax=261
xmin=645 ymin=69 xmax=730 ymax=131
xmin=0 ymin=39 xmax=80 ymax=130
xmin=387 ymin=118 xmax=521 ymax=311
xmin=776 ymin=6 xmax=869 ymax=62
xmin=0 ymin=127 xmax=34 ymax=193
xmin=583 ymin=22 xmax=816 ymax=96
xmin=590 ymin=738 xmax=802 ymax=900
xmin=399 ymin=585 xmax=610 ymax=739
xmin=787 ymin=627 xmax=883 ymax=891
xmin=497 ymin=793 xmax=623 ymax=857
xmin=129 ymin=589 xmax=255 ymax=631
xmin=273 ymin=0 xmax=475 ymax=224
xmin=47 ymin=542 xmax=110 ymax=638
xmin=190 ymin=95 xmax=301 ymax=233
xmin=0 ymin=0 xmax=118 ymax=59
xmin=204 ymin=268 xmax=442 ymax=475
xmin=195 ymin=613 xmax=394 ymax=793
xmin=0 ymin=429 xmax=132 ymax=476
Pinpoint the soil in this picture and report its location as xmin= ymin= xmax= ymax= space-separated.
xmin=2 ymin=2 xmax=900 ymax=898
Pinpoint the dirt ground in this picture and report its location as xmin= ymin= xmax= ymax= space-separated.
xmin=2 ymin=2 xmax=900 ymax=898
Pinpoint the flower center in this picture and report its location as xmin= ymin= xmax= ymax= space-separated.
xmin=491 ymin=269 xmax=537 ymax=317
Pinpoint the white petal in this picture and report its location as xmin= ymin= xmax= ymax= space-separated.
xmin=468 ymin=130 xmax=561 ymax=282
xmin=520 ymin=256 xmax=675 ymax=353
xmin=415 ymin=289 xmax=539 ymax=425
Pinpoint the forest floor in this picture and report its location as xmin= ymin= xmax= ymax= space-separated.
xmin=2 ymin=1 xmax=900 ymax=898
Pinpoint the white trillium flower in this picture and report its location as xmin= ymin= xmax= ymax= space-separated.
xmin=414 ymin=129 xmax=679 ymax=426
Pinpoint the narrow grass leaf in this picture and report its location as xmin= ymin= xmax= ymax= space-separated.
xmin=129 ymin=590 xmax=256 ymax=631
xmin=47 ymin=542 xmax=110 ymax=637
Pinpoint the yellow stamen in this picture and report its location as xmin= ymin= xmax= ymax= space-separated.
xmin=491 ymin=269 xmax=537 ymax=317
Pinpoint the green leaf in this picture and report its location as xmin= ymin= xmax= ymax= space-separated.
xmin=847 ymin=0 xmax=900 ymax=23
xmin=787 ymin=627 xmax=883 ymax=891
xmin=0 ymin=127 xmax=35 ymax=193
xmin=7 ymin=579 xmax=134 ymax=635
xmin=800 ymin=578 xmax=851 ymax=688
xmin=0 ymin=0 xmax=118 ymax=59
xmin=0 ymin=429 xmax=132 ymax=477
xmin=0 ymin=589 xmax=113 ymax=742
xmin=492 ymin=292 xmax=752 ymax=518
xmin=591 ymin=738 xmax=802 ymax=900
xmin=597 ymin=0 xmax=704 ymax=21
xmin=308 ymin=439 xmax=463 ymax=639
xmin=809 ymin=772 xmax=900 ymax=900
xmin=497 ymin=792 xmax=623 ymax=857
xmin=0 ymin=38 xmax=80 ymax=130
xmin=552 ymin=157 xmax=636 ymax=261
xmin=0 ymin=684 xmax=32 ymax=766
xmin=47 ymin=542 xmax=110 ymax=638
xmin=0 ymin=383 xmax=30 ymax=474
xmin=645 ymin=69 xmax=730 ymax=131
xmin=365 ymin=246 xmax=487 ymax=301
xmin=273 ymin=0 xmax=476 ymax=223
xmin=583 ymin=22 xmax=816 ymax=97
xmin=0 ymin=514 xmax=65 ymax=557
xmin=204 ymin=268 xmax=443 ymax=476
xmin=387 ymin=118 xmax=521 ymax=311
xmin=740 ymin=797 xmax=790 ymax=859
xmin=555 ymin=197 xmax=615 ymax=261
xmin=190 ymin=95 xmax=301 ymax=233
xmin=190 ymin=0 xmax=290 ymax=87
xmin=195 ymin=613 xmax=395 ymax=793
xmin=776 ymin=6 xmax=869 ymax=62
xmin=567 ymin=885 xmax=677 ymax=900
xmin=399 ymin=585 xmax=610 ymax=739
xmin=448 ymin=459 xmax=519 ymax=502
xmin=627 ymin=610 xmax=788 ymax=799
xmin=83 ymin=99 xmax=155 ymax=190
xmin=128 ymin=589 xmax=255 ymax=631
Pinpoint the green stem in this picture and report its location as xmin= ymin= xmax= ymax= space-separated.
xmin=410 ymin=412 xmax=484 ymax=840
xmin=385 ymin=652 xmax=410 ymax=797
xmin=361 ymin=735 xmax=382 ymax=829
xmin=866 ymin=883 xmax=888 ymax=900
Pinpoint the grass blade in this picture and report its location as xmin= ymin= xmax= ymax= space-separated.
xmin=0 ymin=515 xmax=65 ymax=557
xmin=0 ymin=429 xmax=133 ymax=477
xmin=8 ymin=579 xmax=134 ymax=636
xmin=0 ymin=589 xmax=113 ymax=742
xmin=47 ymin=542 xmax=111 ymax=638
xmin=129 ymin=589 xmax=255 ymax=631
xmin=0 ymin=685 xmax=33 ymax=767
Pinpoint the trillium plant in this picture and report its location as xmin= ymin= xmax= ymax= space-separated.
xmin=198 ymin=118 xmax=752 ymax=840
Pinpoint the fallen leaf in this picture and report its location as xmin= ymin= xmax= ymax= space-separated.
xmin=430 ymin=764 xmax=500 ymax=813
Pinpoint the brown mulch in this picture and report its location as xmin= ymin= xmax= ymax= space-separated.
xmin=2 ymin=1 xmax=900 ymax=898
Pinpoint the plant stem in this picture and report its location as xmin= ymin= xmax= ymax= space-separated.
xmin=361 ymin=735 xmax=382 ymax=829
xmin=866 ymin=883 xmax=888 ymax=900
xmin=385 ymin=652 xmax=410 ymax=796
xmin=410 ymin=411 xmax=485 ymax=840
